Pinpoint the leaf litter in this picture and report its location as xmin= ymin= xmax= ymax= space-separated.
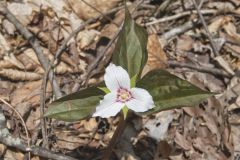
xmin=0 ymin=0 xmax=239 ymax=159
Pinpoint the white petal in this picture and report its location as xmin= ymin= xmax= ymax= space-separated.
xmin=126 ymin=88 xmax=154 ymax=112
xmin=104 ymin=63 xmax=130 ymax=91
xmin=93 ymin=92 xmax=124 ymax=118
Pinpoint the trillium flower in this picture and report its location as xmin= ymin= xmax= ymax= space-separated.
xmin=93 ymin=63 xmax=154 ymax=118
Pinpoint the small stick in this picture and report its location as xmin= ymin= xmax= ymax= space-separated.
xmin=162 ymin=19 xmax=199 ymax=41
xmin=168 ymin=60 xmax=231 ymax=78
xmin=146 ymin=9 xmax=216 ymax=26
xmin=191 ymin=0 xmax=219 ymax=56
xmin=40 ymin=71 xmax=49 ymax=148
xmin=154 ymin=0 xmax=174 ymax=17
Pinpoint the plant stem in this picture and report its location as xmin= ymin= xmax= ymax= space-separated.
xmin=102 ymin=112 xmax=127 ymax=160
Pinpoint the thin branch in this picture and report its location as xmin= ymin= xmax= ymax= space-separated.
xmin=191 ymin=0 xmax=219 ymax=56
xmin=0 ymin=3 xmax=62 ymax=98
xmin=146 ymin=9 xmax=216 ymax=26
xmin=154 ymin=0 xmax=174 ymax=17
xmin=168 ymin=60 xmax=231 ymax=78
xmin=161 ymin=19 xmax=200 ymax=41
xmin=40 ymin=71 xmax=49 ymax=148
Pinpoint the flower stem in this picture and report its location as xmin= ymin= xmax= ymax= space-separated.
xmin=102 ymin=112 xmax=128 ymax=160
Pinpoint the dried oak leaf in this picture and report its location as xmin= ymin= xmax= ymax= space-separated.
xmin=11 ymin=80 xmax=52 ymax=107
xmin=143 ymin=34 xmax=168 ymax=76
xmin=0 ymin=68 xmax=42 ymax=81
xmin=68 ymin=0 xmax=121 ymax=20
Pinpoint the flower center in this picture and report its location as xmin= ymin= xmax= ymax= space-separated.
xmin=117 ymin=88 xmax=132 ymax=103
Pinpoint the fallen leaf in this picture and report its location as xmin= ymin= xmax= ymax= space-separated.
xmin=0 ymin=68 xmax=42 ymax=81
xmin=68 ymin=0 xmax=121 ymax=20
xmin=11 ymin=80 xmax=52 ymax=107
xmin=143 ymin=34 xmax=168 ymax=75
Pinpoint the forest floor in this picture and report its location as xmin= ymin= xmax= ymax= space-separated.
xmin=0 ymin=0 xmax=240 ymax=159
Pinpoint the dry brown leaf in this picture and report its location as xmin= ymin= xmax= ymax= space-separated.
xmin=4 ymin=149 xmax=24 ymax=160
xmin=28 ymin=27 xmax=51 ymax=45
xmin=143 ymin=34 xmax=168 ymax=76
xmin=0 ymin=33 xmax=11 ymax=54
xmin=69 ymin=12 xmax=84 ymax=31
xmin=193 ymin=137 xmax=227 ymax=160
xmin=77 ymin=29 xmax=100 ymax=49
xmin=0 ymin=68 xmax=42 ymax=81
xmin=0 ymin=60 xmax=14 ymax=68
xmin=176 ymin=35 xmax=194 ymax=52
xmin=10 ymin=80 xmax=52 ymax=107
xmin=81 ymin=118 xmax=98 ymax=131
xmin=7 ymin=2 xmax=33 ymax=26
xmin=230 ymin=0 xmax=240 ymax=5
xmin=214 ymin=56 xmax=235 ymax=75
xmin=174 ymin=131 xmax=191 ymax=150
xmin=0 ymin=144 xmax=6 ymax=157
xmin=23 ymin=48 xmax=41 ymax=65
xmin=147 ymin=34 xmax=168 ymax=69
xmin=26 ymin=107 xmax=41 ymax=132
xmin=54 ymin=62 xmax=75 ymax=74
xmin=223 ymin=22 xmax=240 ymax=44
xmin=207 ymin=2 xmax=235 ymax=13
xmin=144 ymin=111 xmax=173 ymax=141
xmin=17 ymin=54 xmax=40 ymax=71
xmin=101 ymin=9 xmax=125 ymax=39
xmin=0 ymin=80 xmax=14 ymax=101
xmin=55 ymin=131 xmax=88 ymax=150
xmin=208 ymin=16 xmax=232 ymax=34
xmin=2 ymin=19 xmax=16 ymax=35
xmin=3 ymin=54 xmax=25 ymax=69
xmin=225 ymin=44 xmax=240 ymax=59
xmin=154 ymin=141 xmax=172 ymax=159
xmin=68 ymin=0 xmax=121 ymax=20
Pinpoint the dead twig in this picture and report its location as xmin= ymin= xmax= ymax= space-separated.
xmin=168 ymin=60 xmax=231 ymax=78
xmin=191 ymin=0 xmax=219 ymax=56
xmin=40 ymin=71 xmax=49 ymax=148
xmin=154 ymin=0 xmax=174 ymax=17
xmin=161 ymin=19 xmax=200 ymax=41
xmin=191 ymin=0 xmax=235 ymax=76
xmin=146 ymin=9 xmax=216 ymax=26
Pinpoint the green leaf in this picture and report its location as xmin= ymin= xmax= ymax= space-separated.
xmin=112 ymin=7 xmax=148 ymax=78
xmin=130 ymin=74 xmax=138 ymax=88
xmin=98 ymin=87 xmax=110 ymax=94
xmin=137 ymin=70 xmax=214 ymax=115
xmin=122 ymin=105 xmax=128 ymax=120
xmin=44 ymin=87 xmax=104 ymax=122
